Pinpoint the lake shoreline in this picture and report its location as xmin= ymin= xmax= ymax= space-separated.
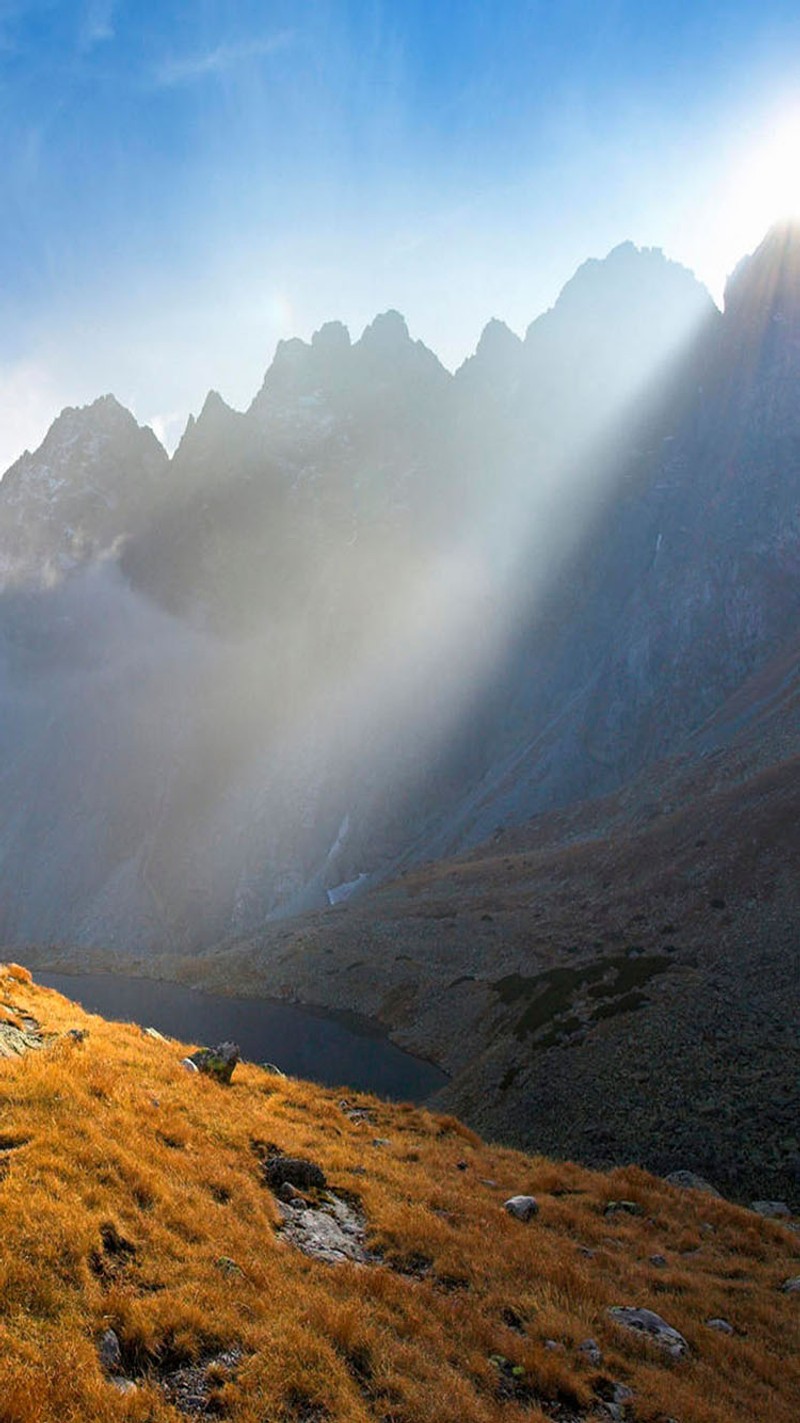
xmin=32 ymin=962 xmax=449 ymax=1105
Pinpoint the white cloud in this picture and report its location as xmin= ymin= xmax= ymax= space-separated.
xmin=153 ymin=30 xmax=294 ymax=88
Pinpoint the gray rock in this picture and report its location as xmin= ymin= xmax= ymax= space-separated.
xmin=781 ymin=1275 xmax=800 ymax=1293
xmin=577 ymin=1337 xmax=603 ymax=1366
xmin=504 ymin=1195 xmax=539 ymax=1222
xmin=665 ymin=1170 xmax=721 ymax=1198
xmin=181 ymin=1057 xmax=199 ymax=1073
xmin=705 ymin=1317 xmax=734 ymax=1334
xmin=608 ymin=1306 xmax=689 ymax=1358
xmin=160 ymin=1347 xmax=243 ymax=1413
xmin=750 ymin=1199 xmax=792 ymax=1220
xmin=186 ymin=1041 xmax=240 ymax=1084
xmin=649 ymin=1254 xmax=667 ymax=1268
xmin=215 ymin=1256 xmax=244 ymax=1277
xmin=263 ymin=1156 xmax=326 ymax=1193
xmin=143 ymin=1026 xmax=167 ymax=1042
xmin=339 ymin=1098 xmax=372 ymax=1122
xmin=98 ymin=1328 xmax=122 ymax=1374
xmin=605 ymin=1199 xmax=644 ymax=1217
xmin=260 ymin=1062 xmax=286 ymax=1076
xmin=0 ymin=1023 xmax=44 ymax=1058
xmin=110 ymin=1379 xmax=137 ymax=1395
xmin=596 ymin=1378 xmax=634 ymax=1420
xmin=278 ymin=1181 xmax=306 ymax=1204
xmin=278 ymin=1192 xmax=375 ymax=1265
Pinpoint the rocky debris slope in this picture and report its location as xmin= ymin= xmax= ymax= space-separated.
xmin=169 ymin=675 xmax=800 ymax=1209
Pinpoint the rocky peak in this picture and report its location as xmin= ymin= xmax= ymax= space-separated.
xmin=475 ymin=317 xmax=523 ymax=359
xmin=357 ymin=309 xmax=411 ymax=352
xmin=0 ymin=396 xmax=168 ymax=585
xmin=455 ymin=319 xmax=523 ymax=394
xmin=724 ymin=221 xmax=800 ymax=324
xmin=3 ymin=395 xmax=165 ymax=493
xmin=354 ymin=310 xmax=450 ymax=392
xmin=527 ymin=242 xmax=713 ymax=343
xmin=251 ymin=324 xmax=353 ymax=412
xmin=311 ymin=320 xmax=351 ymax=356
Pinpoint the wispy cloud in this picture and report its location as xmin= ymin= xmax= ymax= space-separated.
xmin=153 ymin=31 xmax=294 ymax=88
xmin=78 ymin=0 xmax=115 ymax=51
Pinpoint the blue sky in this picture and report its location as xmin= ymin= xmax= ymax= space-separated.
xmin=2 ymin=0 xmax=800 ymax=465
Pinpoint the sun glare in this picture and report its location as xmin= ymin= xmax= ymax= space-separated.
xmin=714 ymin=111 xmax=800 ymax=284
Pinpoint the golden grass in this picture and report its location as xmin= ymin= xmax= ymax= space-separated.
xmin=0 ymin=966 xmax=797 ymax=1422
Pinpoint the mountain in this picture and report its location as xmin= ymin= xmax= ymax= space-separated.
xmin=0 ymin=230 xmax=799 ymax=1192
xmin=0 ymin=395 xmax=167 ymax=585
xmin=0 ymin=241 xmax=716 ymax=951
xmin=0 ymin=962 xmax=797 ymax=1423
xmin=185 ymin=633 xmax=800 ymax=1205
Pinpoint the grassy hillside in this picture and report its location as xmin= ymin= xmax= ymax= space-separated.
xmin=0 ymin=963 xmax=798 ymax=1423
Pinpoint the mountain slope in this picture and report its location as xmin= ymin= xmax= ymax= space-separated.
xmin=0 ymin=963 xmax=797 ymax=1423
xmin=119 ymin=626 xmax=798 ymax=1208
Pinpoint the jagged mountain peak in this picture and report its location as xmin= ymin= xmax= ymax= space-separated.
xmin=311 ymin=319 xmax=352 ymax=353
xmin=355 ymin=310 xmax=450 ymax=386
xmin=454 ymin=318 xmax=523 ymax=393
xmin=45 ymin=391 xmax=140 ymax=438
xmin=724 ymin=220 xmax=800 ymax=320
xmin=358 ymin=308 xmax=411 ymax=349
xmin=527 ymin=240 xmax=713 ymax=341
xmin=0 ymin=390 xmax=168 ymax=586
xmin=173 ymin=389 xmax=243 ymax=464
xmin=477 ymin=316 xmax=522 ymax=352
xmin=5 ymin=392 xmax=165 ymax=484
xmin=198 ymin=388 xmax=233 ymax=417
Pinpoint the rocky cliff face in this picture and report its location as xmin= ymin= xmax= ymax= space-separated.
xmin=0 ymin=231 xmax=794 ymax=950
xmin=0 ymin=395 xmax=168 ymax=585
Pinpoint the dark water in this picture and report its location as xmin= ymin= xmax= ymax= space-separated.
xmin=37 ymin=971 xmax=447 ymax=1103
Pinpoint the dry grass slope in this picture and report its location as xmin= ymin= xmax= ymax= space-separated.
xmin=0 ymin=964 xmax=797 ymax=1423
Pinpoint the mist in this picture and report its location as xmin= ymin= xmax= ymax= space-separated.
xmin=0 ymin=235 xmax=719 ymax=954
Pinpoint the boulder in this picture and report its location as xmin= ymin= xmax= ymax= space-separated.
xmin=98 ymin=1328 xmax=122 ymax=1374
xmin=503 ymin=1195 xmax=539 ymax=1222
xmin=186 ymin=1042 xmax=240 ymax=1084
xmin=665 ymin=1170 xmax=721 ymax=1198
xmin=577 ymin=1338 xmax=602 ymax=1366
xmin=750 ymin=1200 xmax=792 ymax=1220
xmin=595 ymin=1379 xmax=634 ymax=1421
xmin=262 ymin=1155 xmax=327 ymax=1193
xmin=605 ymin=1199 xmax=644 ymax=1216
xmin=705 ymin=1318 xmax=734 ymax=1334
xmin=608 ymin=1306 xmax=689 ymax=1358
xmin=781 ymin=1275 xmax=800 ymax=1293
xmin=0 ymin=1023 xmax=44 ymax=1058
xmin=278 ymin=1193 xmax=374 ymax=1265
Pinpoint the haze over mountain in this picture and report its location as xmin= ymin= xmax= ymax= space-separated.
xmin=4 ymin=223 xmax=800 ymax=1200
xmin=0 ymin=237 xmax=718 ymax=946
